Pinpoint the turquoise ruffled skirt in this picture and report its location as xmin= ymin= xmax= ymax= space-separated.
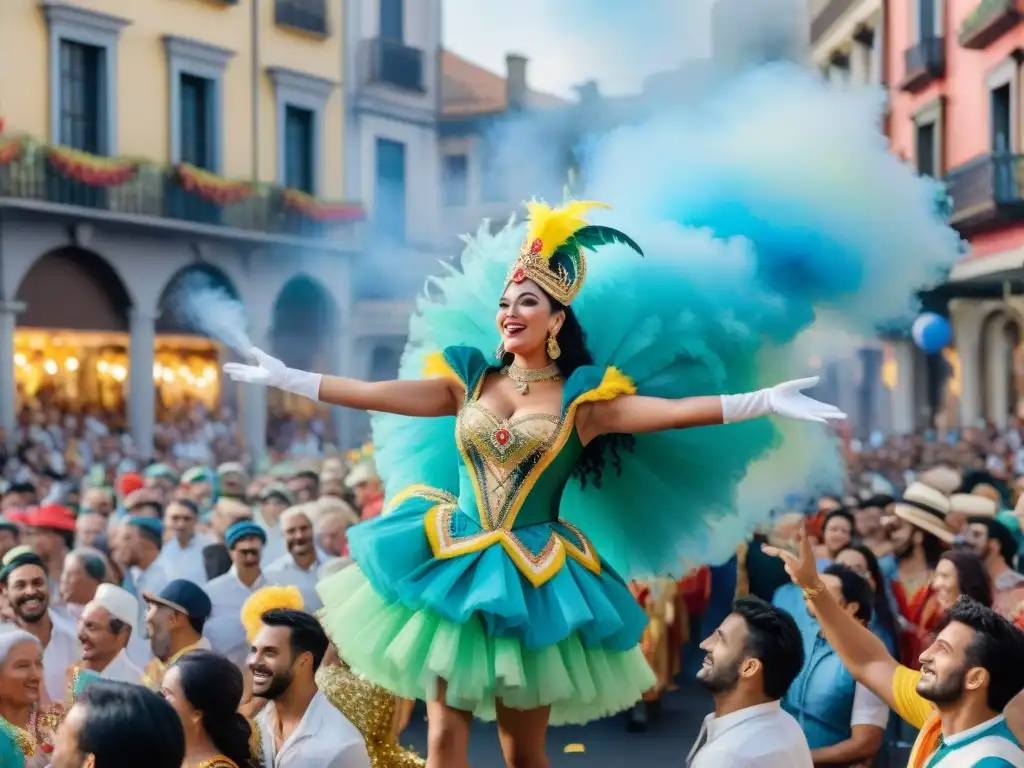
xmin=316 ymin=495 xmax=655 ymax=724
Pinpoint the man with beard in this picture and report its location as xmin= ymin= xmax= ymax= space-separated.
xmin=264 ymin=506 xmax=324 ymax=611
xmin=141 ymin=579 xmax=212 ymax=689
xmin=962 ymin=511 xmax=1024 ymax=619
xmin=249 ymin=608 xmax=370 ymax=767
xmin=765 ymin=526 xmax=1024 ymax=767
xmin=0 ymin=546 xmax=79 ymax=701
xmin=687 ymin=595 xmax=811 ymax=767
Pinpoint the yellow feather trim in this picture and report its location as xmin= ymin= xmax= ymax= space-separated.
xmin=525 ymin=200 xmax=611 ymax=261
xmin=574 ymin=366 xmax=637 ymax=404
xmin=241 ymin=586 xmax=304 ymax=642
xmin=422 ymin=351 xmax=458 ymax=381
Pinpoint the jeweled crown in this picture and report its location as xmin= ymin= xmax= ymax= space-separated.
xmin=506 ymin=200 xmax=643 ymax=305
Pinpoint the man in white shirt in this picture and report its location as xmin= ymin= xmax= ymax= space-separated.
xmin=0 ymin=546 xmax=80 ymax=701
xmin=204 ymin=520 xmax=270 ymax=668
xmin=251 ymin=608 xmax=370 ymax=767
xmin=264 ymin=506 xmax=324 ymax=612
xmin=156 ymin=498 xmax=212 ymax=585
xmin=74 ymin=583 xmax=144 ymax=685
xmin=687 ymin=596 xmax=812 ymax=768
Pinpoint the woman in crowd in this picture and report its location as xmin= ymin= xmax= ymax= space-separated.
xmin=162 ymin=650 xmax=260 ymax=768
xmin=835 ymin=544 xmax=900 ymax=657
xmin=0 ymin=630 xmax=64 ymax=766
xmin=814 ymin=508 xmax=856 ymax=569
xmin=931 ymin=549 xmax=993 ymax=612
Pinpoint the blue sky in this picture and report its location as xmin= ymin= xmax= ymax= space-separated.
xmin=441 ymin=0 xmax=716 ymax=97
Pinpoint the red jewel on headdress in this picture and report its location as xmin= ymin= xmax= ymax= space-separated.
xmin=511 ymin=266 xmax=526 ymax=283
xmin=494 ymin=428 xmax=511 ymax=446
xmin=529 ymin=238 xmax=543 ymax=255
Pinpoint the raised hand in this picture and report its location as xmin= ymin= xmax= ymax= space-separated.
xmin=761 ymin=524 xmax=820 ymax=590
xmin=223 ymin=347 xmax=288 ymax=387
xmin=768 ymin=377 xmax=847 ymax=423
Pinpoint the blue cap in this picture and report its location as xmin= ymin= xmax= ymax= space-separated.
xmin=224 ymin=520 xmax=266 ymax=549
xmin=143 ymin=579 xmax=212 ymax=622
xmin=126 ymin=516 xmax=164 ymax=546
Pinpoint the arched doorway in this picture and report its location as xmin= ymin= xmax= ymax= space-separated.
xmin=982 ymin=311 xmax=1023 ymax=427
xmin=15 ymin=247 xmax=132 ymax=415
xmin=268 ymin=275 xmax=338 ymax=426
xmin=155 ymin=265 xmax=243 ymax=416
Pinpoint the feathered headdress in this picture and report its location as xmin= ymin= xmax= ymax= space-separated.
xmin=506 ymin=199 xmax=643 ymax=305
xmin=241 ymin=585 xmax=304 ymax=642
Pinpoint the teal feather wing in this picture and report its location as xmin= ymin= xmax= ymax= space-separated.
xmin=571 ymin=225 xmax=644 ymax=256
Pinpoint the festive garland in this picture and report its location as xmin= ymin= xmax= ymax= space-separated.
xmin=0 ymin=137 xmax=23 ymax=167
xmin=281 ymin=188 xmax=365 ymax=222
xmin=47 ymin=146 xmax=137 ymax=187
xmin=176 ymin=164 xmax=253 ymax=206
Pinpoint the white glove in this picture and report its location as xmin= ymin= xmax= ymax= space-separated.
xmin=222 ymin=347 xmax=323 ymax=401
xmin=720 ymin=376 xmax=846 ymax=425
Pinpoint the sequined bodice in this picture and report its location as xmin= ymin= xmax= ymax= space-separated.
xmin=456 ymin=398 xmax=578 ymax=530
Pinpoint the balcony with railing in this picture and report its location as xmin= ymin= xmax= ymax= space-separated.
xmin=274 ymin=0 xmax=328 ymax=36
xmin=945 ymin=153 xmax=1024 ymax=231
xmin=900 ymin=36 xmax=945 ymax=91
xmin=959 ymin=0 xmax=1022 ymax=48
xmin=811 ymin=0 xmax=859 ymax=44
xmin=0 ymin=136 xmax=364 ymax=244
xmin=364 ymin=38 xmax=425 ymax=92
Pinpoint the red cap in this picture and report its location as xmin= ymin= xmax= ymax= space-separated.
xmin=26 ymin=504 xmax=76 ymax=532
xmin=4 ymin=509 xmax=30 ymax=524
xmin=116 ymin=472 xmax=144 ymax=499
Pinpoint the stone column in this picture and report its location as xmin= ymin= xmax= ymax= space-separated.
xmin=240 ymin=328 xmax=269 ymax=463
xmin=950 ymin=299 xmax=985 ymax=428
xmin=984 ymin=315 xmax=1011 ymax=428
xmin=128 ymin=308 xmax=157 ymax=460
xmin=0 ymin=301 xmax=24 ymax=449
xmin=889 ymin=339 xmax=916 ymax=434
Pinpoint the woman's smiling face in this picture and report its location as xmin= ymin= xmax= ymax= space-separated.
xmin=498 ymin=280 xmax=562 ymax=357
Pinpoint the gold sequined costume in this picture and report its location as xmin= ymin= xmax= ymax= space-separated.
xmin=316 ymin=664 xmax=425 ymax=767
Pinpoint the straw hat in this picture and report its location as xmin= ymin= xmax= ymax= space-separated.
xmin=949 ymin=493 xmax=998 ymax=519
xmin=917 ymin=466 xmax=962 ymax=495
xmin=893 ymin=481 xmax=955 ymax=544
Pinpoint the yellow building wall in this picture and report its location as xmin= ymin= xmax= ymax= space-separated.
xmin=0 ymin=0 xmax=51 ymax=139
xmin=257 ymin=0 xmax=344 ymax=197
xmin=0 ymin=0 xmax=344 ymax=196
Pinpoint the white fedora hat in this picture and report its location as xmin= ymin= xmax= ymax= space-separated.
xmin=949 ymin=493 xmax=998 ymax=519
xmin=893 ymin=482 xmax=955 ymax=544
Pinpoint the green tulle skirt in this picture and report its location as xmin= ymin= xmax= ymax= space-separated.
xmin=317 ymin=565 xmax=656 ymax=725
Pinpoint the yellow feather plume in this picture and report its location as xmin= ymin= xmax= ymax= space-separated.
xmin=525 ymin=200 xmax=611 ymax=261
xmin=241 ymin=585 xmax=304 ymax=642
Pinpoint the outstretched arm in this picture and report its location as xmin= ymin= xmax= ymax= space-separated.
xmin=223 ymin=348 xmax=462 ymax=418
xmin=579 ymin=376 xmax=844 ymax=442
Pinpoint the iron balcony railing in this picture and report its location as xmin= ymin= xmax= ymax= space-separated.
xmin=274 ymin=0 xmax=328 ymax=35
xmin=901 ymin=36 xmax=945 ymax=90
xmin=0 ymin=142 xmax=361 ymax=240
xmin=367 ymin=37 xmax=425 ymax=92
xmin=945 ymin=153 xmax=1024 ymax=227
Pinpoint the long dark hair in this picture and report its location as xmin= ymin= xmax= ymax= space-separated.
xmin=939 ymin=550 xmax=993 ymax=607
xmin=498 ymin=297 xmax=635 ymax=488
xmin=838 ymin=544 xmax=899 ymax=647
xmin=172 ymin=650 xmax=256 ymax=767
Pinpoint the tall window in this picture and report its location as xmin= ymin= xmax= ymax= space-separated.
xmin=374 ymin=138 xmax=406 ymax=240
xmin=917 ymin=0 xmax=936 ymax=40
xmin=992 ymin=84 xmax=1012 ymax=153
xmin=380 ymin=0 xmax=403 ymax=40
xmin=442 ymin=154 xmax=468 ymax=207
xmin=284 ymin=106 xmax=315 ymax=193
xmin=915 ymin=121 xmax=936 ymax=177
xmin=59 ymin=40 xmax=103 ymax=153
xmin=180 ymin=74 xmax=213 ymax=170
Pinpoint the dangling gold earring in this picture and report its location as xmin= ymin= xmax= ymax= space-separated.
xmin=495 ymin=343 xmax=506 ymax=361
xmin=547 ymin=332 xmax=561 ymax=360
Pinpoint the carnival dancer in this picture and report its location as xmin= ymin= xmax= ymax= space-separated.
xmin=223 ymin=66 xmax=962 ymax=766
xmin=224 ymin=200 xmax=847 ymax=765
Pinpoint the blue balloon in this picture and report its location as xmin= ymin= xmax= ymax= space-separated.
xmin=912 ymin=312 xmax=952 ymax=354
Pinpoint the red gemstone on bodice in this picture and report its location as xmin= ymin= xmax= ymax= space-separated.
xmin=494 ymin=428 xmax=511 ymax=446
